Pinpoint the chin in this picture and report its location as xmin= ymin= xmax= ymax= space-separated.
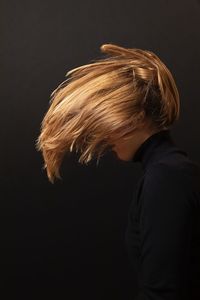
xmin=114 ymin=152 xmax=131 ymax=162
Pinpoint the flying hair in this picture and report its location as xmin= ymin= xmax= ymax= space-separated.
xmin=35 ymin=43 xmax=180 ymax=183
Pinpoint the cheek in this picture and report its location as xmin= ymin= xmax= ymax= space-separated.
xmin=112 ymin=142 xmax=125 ymax=151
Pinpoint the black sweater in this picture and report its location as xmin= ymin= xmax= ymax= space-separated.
xmin=125 ymin=129 xmax=200 ymax=300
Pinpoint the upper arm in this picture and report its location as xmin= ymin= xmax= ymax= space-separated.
xmin=136 ymin=163 xmax=193 ymax=300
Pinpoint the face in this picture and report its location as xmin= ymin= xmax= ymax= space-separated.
xmin=112 ymin=140 xmax=135 ymax=161
xmin=111 ymin=123 xmax=160 ymax=162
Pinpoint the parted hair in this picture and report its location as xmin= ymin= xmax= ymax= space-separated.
xmin=35 ymin=43 xmax=180 ymax=183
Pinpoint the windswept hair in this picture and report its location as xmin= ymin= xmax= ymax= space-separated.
xmin=35 ymin=43 xmax=180 ymax=183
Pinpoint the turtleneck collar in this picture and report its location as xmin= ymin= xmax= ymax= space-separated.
xmin=132 ymin=129 xmax=188 ymax=171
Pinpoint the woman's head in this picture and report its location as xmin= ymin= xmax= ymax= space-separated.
xmin=35 ymin=43 xmax=180 ymax=183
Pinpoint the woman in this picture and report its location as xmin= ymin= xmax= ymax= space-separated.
xmin=36 ymin=43 xmax=200 ymax=299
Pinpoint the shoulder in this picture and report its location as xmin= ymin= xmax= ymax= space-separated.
xmin=144 ymin=162 xmax=186 ymax=187
xmin=145 ymin=160 xmax=200 ymax=189
xmin=141 ymin=162 xmax=194 ymax=210
xmin=149 ymin=155 xmax=200 ymax=184
xmin=135 ymin=163 xmax=184 ymax=202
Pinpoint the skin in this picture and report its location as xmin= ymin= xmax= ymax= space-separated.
xmin=112 ymin=119 xmax=161 ymax=162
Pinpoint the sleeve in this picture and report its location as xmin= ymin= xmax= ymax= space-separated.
xmin=135 ymin=163 xmax=193 ymax=300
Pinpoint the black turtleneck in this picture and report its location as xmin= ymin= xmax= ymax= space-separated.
xmin=125 ymin=129 xmax=200 ymax=299
xmin=131 ymin=129 xmax=188 ymax=170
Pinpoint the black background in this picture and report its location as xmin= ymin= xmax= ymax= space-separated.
xmin=1 ymin=0 xmax=200 ymax=299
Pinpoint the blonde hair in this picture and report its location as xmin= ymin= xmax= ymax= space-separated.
xmin=35 ymin=43 xmax=180 ymax=183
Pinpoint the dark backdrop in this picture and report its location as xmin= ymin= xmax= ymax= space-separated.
xmin=1 ymin=0 xmax=200 ymax=299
